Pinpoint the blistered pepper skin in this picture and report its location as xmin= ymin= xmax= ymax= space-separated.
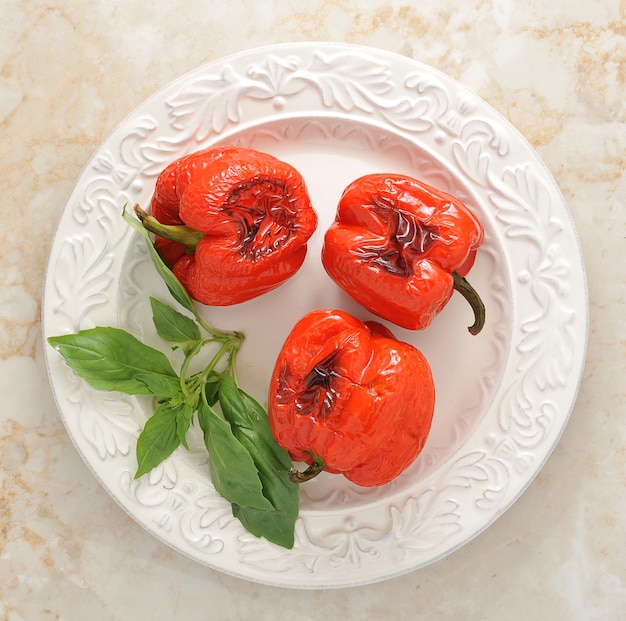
xmin=322 ymin=174 xmax=484 ymax=332
xmin=148 ymin=146 xmax=318 ymax=306
xmin=268 ymin=309 xmax=436 ymax=487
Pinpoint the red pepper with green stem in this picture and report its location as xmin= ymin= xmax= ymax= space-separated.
xmin=268 ymin=309 xmax=436 ymax=487
xmin=137 ymin=146 xmax=318 ymax=306
xmin=322 ymin=173 xmax=485 ymax=333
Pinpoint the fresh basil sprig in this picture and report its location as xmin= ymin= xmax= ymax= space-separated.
xmin=47 ymin=206 xmax=298 ymax=549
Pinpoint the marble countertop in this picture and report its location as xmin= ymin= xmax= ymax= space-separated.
xmin=2 ymin=1 xmax=624 ymax=619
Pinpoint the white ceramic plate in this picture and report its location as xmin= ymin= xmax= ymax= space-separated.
xmin=43 ymin=43 xmax=588 ymax=589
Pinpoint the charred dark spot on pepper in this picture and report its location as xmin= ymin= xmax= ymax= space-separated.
xmin=225 ymin=177 xmax=298 ymax=262
xmin=293 ymin=350 xmax=342 ymax=418
xmin=355 ymin=195 xmax=439 ymax=276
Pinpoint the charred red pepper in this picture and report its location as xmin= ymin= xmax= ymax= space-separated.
xmin=321 ymin=173 xmax=485 ymax=333
xmin=268 ymin=309 xmax=435 ymax=487
xmin=137 ymin=146 xmax=318 ymax=305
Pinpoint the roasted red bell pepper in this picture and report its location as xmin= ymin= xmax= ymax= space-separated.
xmin=268 ymin=309 xmax=435 ymax=487
xmin=137 ymin=146 xmax=318 ymax=305
xmin=322 ymin=173 xmax=485 ymax=333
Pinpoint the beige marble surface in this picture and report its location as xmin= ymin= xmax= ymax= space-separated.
xmin=1 ymin=0 xmax=625 ymax=619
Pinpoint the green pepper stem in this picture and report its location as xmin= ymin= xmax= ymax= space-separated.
xmin=452 ymin=271 xmax=486 ymax=335
xmin=134 ymin=204 xmax=205 ymax=253
xmin=289 ymin=452 xmax=327 ymax=484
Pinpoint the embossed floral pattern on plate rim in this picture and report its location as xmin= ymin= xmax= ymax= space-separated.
xmin=42 ymin=42 xmax=588 ymax=589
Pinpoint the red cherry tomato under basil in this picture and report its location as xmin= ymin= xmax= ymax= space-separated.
xmin=141 ymin=146 xmax=318 ymax=306
xmin=268 ymin=309 xmax=436 ymax=487
xmin=322 ymin=173 xmax=485 ymax=333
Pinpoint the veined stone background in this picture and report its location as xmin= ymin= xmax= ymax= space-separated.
xmin=1 ymin=1 xmax=624 ymax=619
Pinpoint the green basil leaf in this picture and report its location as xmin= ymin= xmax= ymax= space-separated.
xmin=232 ymin=504 xmax=296 ymax=550
xmin=218 ymin=375 xmax=298 ymax=548
xmin=135 ymin=373 xmax=181 ymax=398
xmin=237 ymin=390 xmax=299 ymax=538
xmin=175 ymin=401 xmax=195 ymax=450
xmin=217 ymin=373 xmax=254 ymax=429
xmin=48 ymin=327 xmax=179 ymax=396
xmin=150 ymin=297 xmax=201 ymax=345
xmin=203 ymin=373 xmax=221 ymax=407
xmin=197 ymin=400 xmax=273 ymax=511
xmin=238 ymin=389 xmax=296 ymax=473
xmin=135 ymin=400 xmax=181 ymax=478
xmin=123 ymin=207 xmax=195 ymax=313
xmin=198 ymin=400 xmax=272 ymax=510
